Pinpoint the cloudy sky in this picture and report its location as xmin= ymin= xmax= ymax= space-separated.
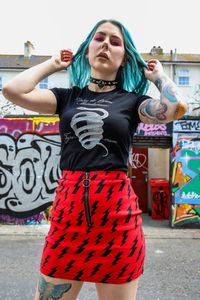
xmin=0 ymin=0 xmax=199 ymax=56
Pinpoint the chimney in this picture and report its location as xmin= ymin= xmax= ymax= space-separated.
xmin=24 ymin=41 xmax=35 ymax=58
xmin=150 ymin=46 xmax=163 ymax=55
xmin=150 ymin=46 xmax=157 ymax=56
xmin=157 ymin=46 xmax=163 ymax=55
xmin=173 ymin=48 xmax=177 ymax=61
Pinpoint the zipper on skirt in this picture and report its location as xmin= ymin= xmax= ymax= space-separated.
xmin=83 ymin=172 xmax=92 ymax=227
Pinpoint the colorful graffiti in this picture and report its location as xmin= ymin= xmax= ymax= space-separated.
xmin=135 ymin=122 xmax=172 ymax=136
xmin=0 ymin=116 xmax=61 ymax=224
xmin=172 ymin=120 xmax=200 ymax=227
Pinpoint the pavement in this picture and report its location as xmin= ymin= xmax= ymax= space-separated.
xmin=0 ymin=214 xmax=199 ymax=239
xmin=0 ymin=214 xmax=200 ymax=300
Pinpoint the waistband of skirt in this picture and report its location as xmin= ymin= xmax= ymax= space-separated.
xmin=62 ymin=170 xmax=128 ymax=180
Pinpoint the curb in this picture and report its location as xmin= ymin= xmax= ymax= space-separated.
xmin=0 ymin=223 xmax=199 ymax=239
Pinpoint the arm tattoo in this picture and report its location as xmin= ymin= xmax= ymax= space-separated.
xmin=139 ymin=99 xmax=168 ymax=123
xmin=38 ymin=275 xmax=72 ymax=300
xmin=140 ymin=75 xmax=187 ymax=123
xmin=155 ymin=76 xmax=180 ymax=103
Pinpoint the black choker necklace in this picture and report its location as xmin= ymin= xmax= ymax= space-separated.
xmin=90 ymin=77 xmax=118 ymax=89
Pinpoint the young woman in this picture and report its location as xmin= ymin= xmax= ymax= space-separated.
xmin=3 ymin=19 xmax=187 ymax=300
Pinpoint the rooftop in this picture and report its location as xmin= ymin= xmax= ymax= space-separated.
xmin=0 ymin=45 xmax=200 ymax=69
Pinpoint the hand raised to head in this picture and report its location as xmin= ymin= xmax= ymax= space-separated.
xmin=50 ymin=49 xmax=74 ymax=71
xmin=143 ymin=59 xmax=164 ymax=82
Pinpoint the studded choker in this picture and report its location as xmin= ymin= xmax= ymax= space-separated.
xmin=89 ymin=76 xmax=118 ymax=89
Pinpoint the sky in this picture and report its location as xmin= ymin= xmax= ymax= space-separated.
xmin=0 ymin=0 xmax=199 ymax=56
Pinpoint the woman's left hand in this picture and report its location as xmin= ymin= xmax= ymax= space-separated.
xmin=143 ymin=59 xmax=164 ymax=82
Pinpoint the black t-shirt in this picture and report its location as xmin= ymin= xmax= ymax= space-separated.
xmin=51 ymin=86 xmax=150 ymax=172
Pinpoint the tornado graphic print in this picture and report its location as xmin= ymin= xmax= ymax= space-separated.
xmin=70 ymin=107 xmax=109 ymax=156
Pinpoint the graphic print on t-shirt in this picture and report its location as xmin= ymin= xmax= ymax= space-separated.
xmin=70 ymin=107 xmax=109 ymax=156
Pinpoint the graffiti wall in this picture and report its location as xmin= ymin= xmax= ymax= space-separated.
xmin=172 ymin=120 xmax=200 ymax=227
xmin=0 ymin=116 xmax=61 ymax=224
xmin=135 ymin=122 xmax=172 ymax=136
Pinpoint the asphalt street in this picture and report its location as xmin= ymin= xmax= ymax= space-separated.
xmin=0 ymin=215 xmax=200 ymax=300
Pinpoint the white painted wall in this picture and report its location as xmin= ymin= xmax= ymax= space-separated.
xmin=0 ymin=69 xmax=70 ymax=116
xmin=146 ymin=63 xmax=200 ymax=117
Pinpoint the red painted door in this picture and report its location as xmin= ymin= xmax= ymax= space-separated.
xmin=130 ymin=147 xmax=148 ymax=213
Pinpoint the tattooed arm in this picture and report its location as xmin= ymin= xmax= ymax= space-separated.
xmin=138 ymin=59 xmax=188 ymax=124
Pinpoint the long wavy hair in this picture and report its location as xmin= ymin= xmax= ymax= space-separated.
xmin=69 ymin=19 xmax=149 ymax=95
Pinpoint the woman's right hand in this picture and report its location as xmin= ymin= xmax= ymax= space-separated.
xmin=51 ymin=49 xmax=74 ymax=71
xmin=2 ymin=49 xmax=74 ymax=115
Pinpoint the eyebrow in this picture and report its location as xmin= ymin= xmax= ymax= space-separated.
xmin=95 ymin=31 xmax=122 ymax=40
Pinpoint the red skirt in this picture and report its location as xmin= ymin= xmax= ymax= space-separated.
xmin=40 ymin=170 xmax=145 ymax=284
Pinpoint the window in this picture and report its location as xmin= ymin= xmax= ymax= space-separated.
xmin=39 ymin=77 xmax=48 ymax=89
xmin=178 ymin=69 xmax=189 ymax=86
xmin=0 ymin=77 xmax=2 ymax=90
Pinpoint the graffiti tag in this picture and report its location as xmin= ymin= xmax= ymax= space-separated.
xmin=174 ymin=120 xmax=200 ymax=132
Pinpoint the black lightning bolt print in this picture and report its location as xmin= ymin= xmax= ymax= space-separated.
xmin=50 ymin=226 xmax=58 ymax=237
xmin=101 ymin=239 xmax=114 ymax=257
xmin=57 ymin=174 xmax=66 ymax=193
xmin=86 ymin=225 xmax=93 ymax=234
xmin=112 ymin=219 xmax=118 ymax=232
xmin=95 ymin=180 xmax=105 ymax=193
xmin=115 ymin=173 xmax=121 ymax=179
xmin=138 ymin=256 xmax=145 ymax=273
xmin=51 ymin=234 xmax=67 ymax=249
xmin=90 ymin=263 xmax=103 ymax=276
xmin=48 ymin=266 xmax=58 ymax=277
xmin=91 ymin=200 xmax=99 ymax=215
xmin=127 ymin=269 xmax=135 ymax=282
xmin=76 ymin=210 xmax=84 ymax=226
xmin=63 ymin=220 xmax=71 ymax=230
xmin=116 ymin=198 xmax=122 ymax=213
xmin=117 ymin=263 xmax=129 ymax=279
xmin=84 ymin=250 xmax=95 ymax=263
xmin=64 ymin=259 xmax=75 ymax=273
xmin=100 ymin=208 xmax=110 ymax=226
xmin=91 ymin=174 xmax=98 ymax=180
xmin=68 ymin=200 xmax=75 ymax=214
xmin=64 ymin=187 xmax=70 ymax=200
xmin=75 ymin=239 xmax=89 ymax=254
xmin=53 ymin=198 xmax=61 ymax=210
xmin=58 ymin=247 xmax=69 ymax=259
xmin=125 ymin=205 xmax=132 ymax=224
xmin=95 ymin=233 xmax=103 ymax=245
xmin=71 ymin=232 xmax=79 ymax=242
xmin=42 ymin=255 xmax=50 ymax=268
xmin=101 ymin=272 xmax=112 ymax=283
xmin=72 ymin=174 xmax=84 ymax=194
xmin=112 ymin=252 xmax=123 ymax=266
xmin=107 ymin=185 xmax=114 ymax=201
xmin=119 ymin=179 xmax=126 ymax=191
xmin=57 ymin=208 xmax=65 ymax=224
xmin=136 ymin=245 xmax=143 ymax=261
xmin=128 ymin=237 xmax=138 ymax=257
xmin=121 ymin=230 xmax=129 ymax=246
xmin=74 ymin=269 xmax=84 ymax=281
xmin=43 ymin=240 xmax=49 ymax=252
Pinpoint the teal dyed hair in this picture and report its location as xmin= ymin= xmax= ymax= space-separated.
xmin=69 ymin=19 xmax=149 ymax=95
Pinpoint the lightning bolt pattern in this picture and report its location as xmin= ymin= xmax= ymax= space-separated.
xmin=40 ymin=170 xmax=145 ymax=284
xmin=107 ymin=185 xmax=114 ymax=200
